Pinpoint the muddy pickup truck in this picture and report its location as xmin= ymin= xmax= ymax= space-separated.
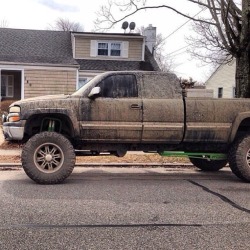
xmin=2 ymin=71 xmax=250 ymax=184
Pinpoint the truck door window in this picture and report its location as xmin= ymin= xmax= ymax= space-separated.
xmin=98 ymin=75 xmax=138 ymax=98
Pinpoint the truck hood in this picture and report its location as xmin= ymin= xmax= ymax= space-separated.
xmin=11 ymin=94 xmax=70 ymax=106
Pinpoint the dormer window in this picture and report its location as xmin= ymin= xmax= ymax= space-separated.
xmin=91 ymin=40 xmax=128 ymax=58
xmin=97 ymin=42 xmax=121 ymax=57
xmin=98 ymin=42 xmax=108 ymax=56
xmin=110 ymin=43 xmax=121 ymax=56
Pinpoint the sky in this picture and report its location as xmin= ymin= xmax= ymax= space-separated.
xmin=0 ymin=0 xmax=214 ymax=82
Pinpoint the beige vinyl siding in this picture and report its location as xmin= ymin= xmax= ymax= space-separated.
xmin=75 ymin=36 xmax=143 ymax=61
xmin=24 ymin=69 xmax=77 ymax=98
xmin=206 ymin=59 xmax=236 ymax=98
xmin=75 ymin=37 xmax=91 ymax=58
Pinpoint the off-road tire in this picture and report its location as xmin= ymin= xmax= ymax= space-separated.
xmin=22 ymin=132 xmax=75 ymax=184
xmin=228 ymin=134 xmax=250 ymax=182
xmin=189 ymin=158 xmax=227 ymax=171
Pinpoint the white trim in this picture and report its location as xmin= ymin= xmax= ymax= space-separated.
xmin=0 ymin=67 xmax=24 ymax=99
xmin=72 ymin=33 xmax=76 ymax=58
xmin=0 ymin=62 xmax=79 ymax=69
xmin=76 ymin=70 xmax=79 ymax=90
xmin=142 ymin=37 xmax=146 ymax=61
xmin=21 ymin=69 xmax=24 ymax=99
xmin=72 ymin=33 xmax=143 ymax=40
xmin=0 ymin=64 xmax=78 ymax=71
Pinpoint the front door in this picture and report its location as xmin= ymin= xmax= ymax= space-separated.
xmin=79 ymin=74 xmax=142 ymax=142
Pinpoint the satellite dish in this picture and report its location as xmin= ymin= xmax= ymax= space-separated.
xmin=122 ymin=21 xmax=129 ymax=31
xmin=129 ymin=22 xmax=136 ymax=31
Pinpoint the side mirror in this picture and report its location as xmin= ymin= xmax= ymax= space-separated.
xmin=88 ymin=87 xmax=101 ymax=99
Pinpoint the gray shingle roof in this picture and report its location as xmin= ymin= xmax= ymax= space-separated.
xmin=0 ymin=28 xmax=77 ymax=65
xmin=0 ymin=28 xmax=159 ymax=71
xmin=76 ymin=59 xmax=141 ymax=71
xmin=76 ymin=46 xmax=160 ymax=72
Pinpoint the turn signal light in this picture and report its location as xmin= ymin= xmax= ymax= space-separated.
xmin=7 ymin=113 xmax=20 ymax=122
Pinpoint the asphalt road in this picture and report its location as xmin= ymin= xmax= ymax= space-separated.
xmin=1 ymin=167 xmax=250 ymax=250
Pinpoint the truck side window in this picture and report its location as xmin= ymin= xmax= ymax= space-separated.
xmin=98 ymin=75 xmax=138 ymax=98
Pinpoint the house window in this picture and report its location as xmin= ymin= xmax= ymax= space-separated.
xmin=110 ymin=43 xmax=121 ymax=56
xmin=233 ymin=87 xmax=236 ymax=98
xmin=78 ymin=77 xmax=88 ymax=89
xmin=218 ymin=87 xmax=223 ymax=98
xmin=97 ymin=41 xmax=122 ymax=57
xmin=98 ymin=43 xmax=108 ymax=56
xmin=1 ymin=75 xmax=14 ymax=97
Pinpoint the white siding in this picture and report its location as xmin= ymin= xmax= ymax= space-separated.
xmin=206 ymin=59 xmax=236 ymax=98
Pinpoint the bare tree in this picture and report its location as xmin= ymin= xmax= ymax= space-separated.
xmin=95 ymin=0 xmax=250 ymax=98
xmin=49 ymin=17 xmax=84 ymax=32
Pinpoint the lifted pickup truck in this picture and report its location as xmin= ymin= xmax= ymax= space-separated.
xmin=2 ymin=71 xmax=250 ymax=184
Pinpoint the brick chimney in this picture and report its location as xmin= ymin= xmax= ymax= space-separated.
xmin=143 ymin=24 xmax=157 ymax=55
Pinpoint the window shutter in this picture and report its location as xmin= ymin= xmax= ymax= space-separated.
xmin=122 ymin=41 xmax=129 ymax=58
xmin=90 ymin=40 xmax=97 ymax=57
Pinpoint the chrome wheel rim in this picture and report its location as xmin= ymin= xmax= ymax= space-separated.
xmin=247 ymin=149 xmax=250 ymax=167
xmin=34 ymin=143 xmax=64 ymax=173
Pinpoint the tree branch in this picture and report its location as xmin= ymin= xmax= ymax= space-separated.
xmin=95 ymin=2 xmax=216 ymax=30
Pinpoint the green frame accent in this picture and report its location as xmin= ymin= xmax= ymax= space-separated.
xmin=160 ymin=151 xmax=227 ymax=160
xmin=40 ymin=118 xmax=62 ymax=133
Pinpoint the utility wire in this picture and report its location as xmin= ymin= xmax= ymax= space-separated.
xmin=168 ymin=45 xmax=190 ymax=56
xmin=164 ymin=8 xmax=206 ymax=41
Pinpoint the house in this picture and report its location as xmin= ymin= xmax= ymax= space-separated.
xmin=206 ymin=58 xmax=236 ymax=98
xmin=0 ymin=25 xmax=159 ymax=104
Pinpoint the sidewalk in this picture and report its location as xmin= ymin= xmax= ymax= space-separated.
xmin=0 ymin=149 xmax=21 ymax=155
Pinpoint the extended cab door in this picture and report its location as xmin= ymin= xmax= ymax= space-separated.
xmin=79 ymin=74 xmax=142 ymax=142
xmin=184 ymin=99 xmax=231 ymax=142
xmin=141 ymin=73 xmax=184 ymax=143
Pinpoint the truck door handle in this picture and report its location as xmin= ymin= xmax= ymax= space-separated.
xmin=130 ymin=104 xmax=141 ymax=110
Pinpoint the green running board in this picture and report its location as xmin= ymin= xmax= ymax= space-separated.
xmin=160 ymin=151 xmax=227 ymax=160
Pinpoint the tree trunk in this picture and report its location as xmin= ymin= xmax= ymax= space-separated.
xmin=236 ymin=50 xmax=250 ymax=98
xmin=236 ymin=0 xmax=250 ymax=98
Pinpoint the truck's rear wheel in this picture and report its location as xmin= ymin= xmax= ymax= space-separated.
xmin=22 ymin=132 xmax=75 ymax=184
xmin=228 ymin=134 xmax=250 ymax=182
xmin=189 ymin=158 xmax=227 ymax=171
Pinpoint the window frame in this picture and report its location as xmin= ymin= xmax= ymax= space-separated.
xmin=97 ymin=74 xmax=138 ymax=98
xmin=218 ymin=87 xmax=223 ymax=98
xmin=97 ymin=41 xmax=122 ymax=57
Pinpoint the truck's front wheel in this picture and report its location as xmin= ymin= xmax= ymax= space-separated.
xmin=189 ymin=158 xmax=227 ymax=171
xmin=228 ymin=134 xmax=250 ymax=182
xmin=22 ymin=132 xmax=75 ymax=184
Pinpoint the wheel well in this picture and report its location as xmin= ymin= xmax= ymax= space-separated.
xmin=24 ymin=114 xmax=74 ymax=140
xmin=234 ymin=118 xmax=250 ymax=140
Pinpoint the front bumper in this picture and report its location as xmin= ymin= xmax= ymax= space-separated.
xmin=2 ymin=121 xmax=26 ymax=141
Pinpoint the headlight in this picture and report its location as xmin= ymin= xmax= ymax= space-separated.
xmin=7 ymin=105 xmax=21 ymax=122
xmin=9 ymin=106 xmax=21 ymax=113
